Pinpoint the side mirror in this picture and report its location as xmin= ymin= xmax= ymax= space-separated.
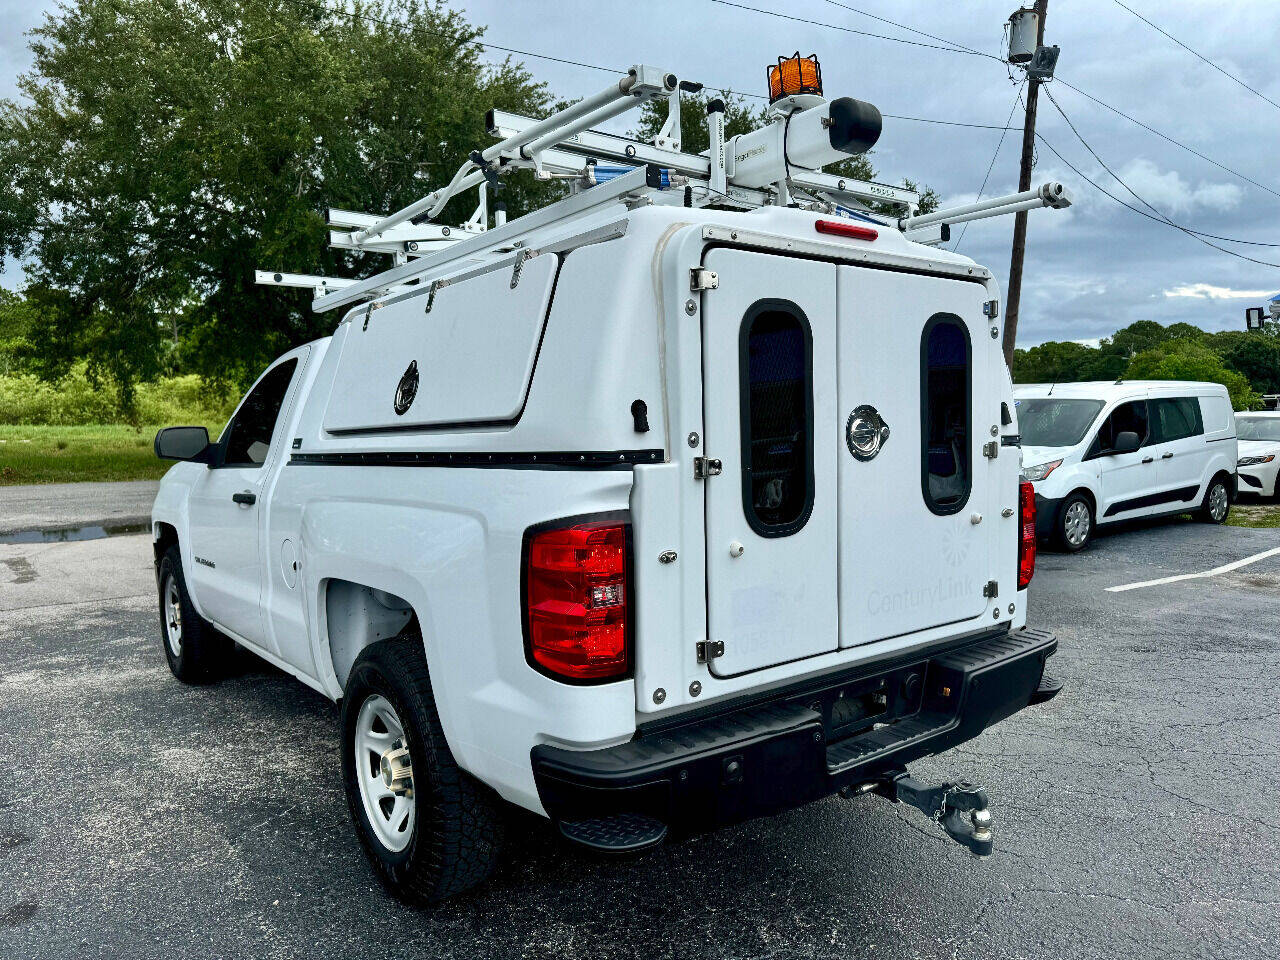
xmin=155 ymin=426 xmax=214 ymax=463
xmin=1111 ymin=431 xmax=1141 ymax=454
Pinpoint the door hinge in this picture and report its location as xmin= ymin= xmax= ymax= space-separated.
xmin=696 ymin=639 xmax=725 ymax=663
xmin=693 ymin=457 xmax=722 ymax=479
xmin=983 ymin=580 xmax=999 ymax=598
xmin=983 ymin=440 xmax=999 ymax=459
xmin=983 ymin=299 xmax=999 ymax=319
xmin=690 ymin=267 xmax=719 ymax=291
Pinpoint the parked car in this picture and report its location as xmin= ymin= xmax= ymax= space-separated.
xmin=1236 ymin=412 xmax=1280 ymax=498
xmin=152 ymin=192 xmax=1060 ymax=901
xmin=1013 ymin=381 xmax=1238 ymax=551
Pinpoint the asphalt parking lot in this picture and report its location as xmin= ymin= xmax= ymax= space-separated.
xmin=1 ymin=503 xmax=1278 ymax=959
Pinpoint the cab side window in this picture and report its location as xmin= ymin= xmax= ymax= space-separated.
xmin=220 ymin=359 xmax=299 ymax=468
xmin=1088 ymin=399 xmax=1148 ymax=457
xmin=1150 ymin=397 xmax=1203 ymax=443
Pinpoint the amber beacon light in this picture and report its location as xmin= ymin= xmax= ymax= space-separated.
xmin=768 ymin=53 xmax=823 ymax=103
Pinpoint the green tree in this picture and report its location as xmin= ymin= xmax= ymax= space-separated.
xmin=1011 ymin=339 xmax=1127 ymax=383
xmin=1163 ymin=321 xmax=1206 ymax=343
xmin=1125 ymin=340 xmax=1257 ymax=410
xmin=0 ymin=0 xmax=559 ymax=402
xmin=1206 ymin=330 xmax=1280 ymax=394
xmin=634 ymin=90 xmax=769 ymax=157
xmin=0 ymin=290 xmax=36 ymax=375
xmin=1104 ymin=320 xmax=1172 ymax=359
xmin=1012 ymin=340 xmax=1097 ymax=383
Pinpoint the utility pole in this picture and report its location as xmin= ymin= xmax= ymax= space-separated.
xmin=1003 ymin=0 xmax=1048 ymax=368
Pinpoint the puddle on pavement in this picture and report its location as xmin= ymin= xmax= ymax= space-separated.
xmin=1 ymin=557 xmax=36 ymax=583
xmin=0 ymin=522 xmax=149 ymax=545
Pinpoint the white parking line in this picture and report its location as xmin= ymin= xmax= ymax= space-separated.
xmin=1106 ymin=546 xmax=1280 ymax=593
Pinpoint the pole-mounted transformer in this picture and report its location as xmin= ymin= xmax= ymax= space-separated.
xmin=1007 ymin=7 xmax=1039 ymax=63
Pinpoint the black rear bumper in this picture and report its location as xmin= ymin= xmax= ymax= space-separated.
xmin=533 ymin=627 xmax=1058 ymax=832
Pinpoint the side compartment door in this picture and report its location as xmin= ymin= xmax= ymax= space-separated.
xmin=187 ymin=352 xmax=307 ymax=646
xmin=835 ymin=268 xmax=998 ymax=648
xmin=700 ymin=249 xmax=839 ymax=677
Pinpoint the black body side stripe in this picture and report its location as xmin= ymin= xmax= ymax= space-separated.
xmin=1104 ymin=484 xmax=1200 ymax=517
xmin=288 ymin=449 xmax=664 ymax=470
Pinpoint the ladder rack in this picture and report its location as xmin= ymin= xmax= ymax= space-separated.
xmin=257 ymin=58 xmax=1073 ymax=313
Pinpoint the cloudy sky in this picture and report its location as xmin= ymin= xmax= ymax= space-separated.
xmin=2 ymin=0 xmax=1278 ymax=345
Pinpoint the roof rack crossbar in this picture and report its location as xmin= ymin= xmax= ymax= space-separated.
xmin=312 ymin=163 xmax=660 ymax=313
xmin=350 ymin=66 xmax=675 ymax=244
xmin=486 ymin=109 xmax=920 ymax=210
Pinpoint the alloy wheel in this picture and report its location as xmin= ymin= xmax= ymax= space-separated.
xmin=1064 ymin=500 xmax=1091 ymax=547
xmin=1209 ymin=483 xmax=1228 ymax=521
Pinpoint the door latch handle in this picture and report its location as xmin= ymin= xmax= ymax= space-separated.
xmin=1161 ymin=452 xmax=1174 ymax=459
xmin=232 ymin=491 xmax=257 ymax=506
xmin=1141 ymin=456 xmax=1154 ymax=464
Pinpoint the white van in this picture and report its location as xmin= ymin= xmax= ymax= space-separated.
xmin=1013 ymin=381 xmax=1237 ymax=550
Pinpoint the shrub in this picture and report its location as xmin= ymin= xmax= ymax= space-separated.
xmin=1124 ymin=341 xmax=1258 ymax=410
xmin=0 ymin=364 xmax=236 ymax=427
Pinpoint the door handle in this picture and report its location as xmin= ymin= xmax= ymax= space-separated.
xmin=232 ymin=491 xmax=257 ymax=506
xmin=1141 ymin=456 xmax=1154 ymax=464
xmin=1161 ymin=452 xmax=1174 ymax=459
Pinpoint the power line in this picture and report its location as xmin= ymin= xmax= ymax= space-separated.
xmin=305 ymin=0 xmax=1278 ymax=248
xmin=817 ymin=0 xmax=997 ymax=60
xmin=297 ymin=1 xmax=624 ymax=74
xmin=1041 ymin=85 xmax=1280 ymax=248
xmin=1036 ymin=130 xmax=1280 ymax=269
xmin=1052 ymin=78 xmax=1280 ymax=202
xmin=953 ymin=81 xmax=1025 ymax=252
xmin=707 ymin=0 xmax=1002 ymax=60
xmin=302 ymin=1 xmax=1019 ymax=132
xmin=1110 ymin=0 xmax=1280 ymax=113
xmin=884 ymin=115 xmax=1016 ymax=131
xmin=706 ymin=0 xmax=1280 ymax=202
xmin=1030 ymin=118 xmax=1280 ymax=269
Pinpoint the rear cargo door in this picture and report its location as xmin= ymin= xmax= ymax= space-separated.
xmin=700 ymin=249 xmax=839 ymax=676
xmin=835 ymin=267 xmax=997 ymax=648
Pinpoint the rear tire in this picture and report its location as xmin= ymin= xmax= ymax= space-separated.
xmin=1055 ymin=493 xmax=1093 ymax=552
xmin=340 ymin=633 xmax=506 ymax=904
xmin=157 ymin=544 xmax=231 ymax=683
xmin=1197 ymin=476 xmax=1231 ymax=524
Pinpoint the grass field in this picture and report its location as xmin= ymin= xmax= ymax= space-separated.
xmin=1227 ymin=499 xmax=1280 ymax=529
xmin=0 ymin=424 xmax=222 ymax=485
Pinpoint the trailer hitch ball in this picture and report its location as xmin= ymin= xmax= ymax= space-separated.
xmin=870 ymin=770 xmax=996 ymax=858
xmin=972 ymin=807 xmax=993 ymax=831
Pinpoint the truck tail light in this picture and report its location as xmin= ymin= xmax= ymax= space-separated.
xmin=1017 ymin=480 xmax=1036 ymax=590
xmin=815 ymin=219 xmax=878 ymax=241
xmin=524 ymin=520 xmax=631 ymax=682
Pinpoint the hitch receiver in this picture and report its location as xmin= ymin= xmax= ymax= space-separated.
xmin=849 ymin=768 xmax=994 ymax=857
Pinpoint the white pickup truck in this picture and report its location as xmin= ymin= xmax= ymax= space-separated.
xmin=152 ymin=69 xmax=1062 ymax=903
